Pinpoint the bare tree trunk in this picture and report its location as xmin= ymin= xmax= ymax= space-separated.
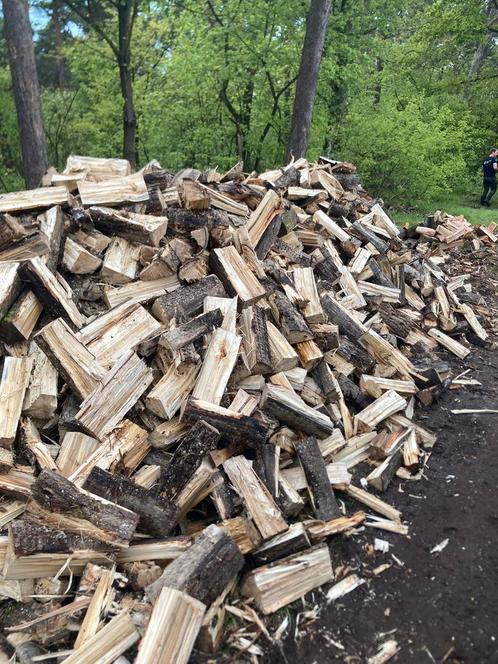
xmin=118 ymin=1 xmax=138 ymax=168
xmin=2 ymin=0 xmax=48 ymax=188
xmin=286 ymin=0 xmax=331 ymax=161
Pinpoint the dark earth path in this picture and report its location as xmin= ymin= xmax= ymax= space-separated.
xmin=275 ymin=343 xmax=498 ymax=664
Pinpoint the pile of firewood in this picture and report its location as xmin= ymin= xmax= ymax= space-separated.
xmin=0 ymin=154 xmax=492 ymax=662
xmin=414 ymin=210 xmax=497 ymax=249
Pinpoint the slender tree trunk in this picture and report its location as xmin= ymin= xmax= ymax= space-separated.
xmin=119 ymin=62 xmax=137 ymax=167
xmin=286 ymin=0 xmax=331 ymax=161
xmin=2 ymin=0 xmax=48 ymax=188
xmin=118 ymin=2 xmax=138 ymax=168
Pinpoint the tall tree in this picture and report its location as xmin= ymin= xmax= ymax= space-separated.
xmin=2 ymin=0 xmax=48 ymax=188
xmin=286 ymin=0 xmax=331 ymax=160
xmin=61 ymin=0 xmax=140 ymax=167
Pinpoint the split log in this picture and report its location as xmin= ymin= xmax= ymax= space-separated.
xmin=158 ymin=309 xmax=223 ymax=360
xmin=73 ymin=567 xmax=114 ymax=649
xmin=269 ymin=290 xmax=313 ymax=343
xmin=192 ymin=329 xmax=241 ymax=405
xmin=183 ymin=397 xmax=269 ymax=447
xmin=222 ymin=455 xmax=287 ymax=540
xmin=78 ymin=302 xmax=162 ymax=369
xmin=0 ymin=263 xmax=22 ymax=319
xmin=19 ymin=417 xmax=57 ymax=471
xmin=30 ymin=470 xmax=139 ymax=547
xmin=321 ymin=293 xmax=366 ymax=342
xmin=0 ymin=232 xmax=49 ymax=263
xmin=57 ymin=432 xmax=100 ymax=477
xmin=151 ymin=275 xmax=225 ymax=324
xmin=266 ymin=321 xmax=299 ymax=372
xmin=261 ymin=384 xmax=335 ymax=437
xmin=251 ymin=522 xmax=310 ymax=565
xmin=64 ymin=154 xmax=131 ymax=180
xmin=62 ymin=611 xmax=139 ymax=664
xmin=103 ymin=274 xmax=180 ymax=309
xmin=241 ymin=544 xmax=333 ymax=614
xmin=210 ymin=246 xmax=266 ymax=307
xmin=73 ymin=227 xmax=111 ymax=254
xmin=355 ymin=390 xmax=407 ymax=432
xmin=38 ymin=205 xmax=64 ymax=269
xmin=246 ymin=189 xmax=281 ymax=247
xmin=146 ymin=363 xmax=199 ymax=420
xmin=76 ymin=351 xmax=153 ymax=440
xmin=101 ymin=237 xmax=139 ymax=284
xmin=78 ymin=172 xmax=149 ymax=206
xmin=306 ymin=511 xmax=365 ymax=542
xmin=89 ymin=206 xmax=167 ymax=246
xmin=158 ymin=420 xmax=220 ymax=501
xmin=0 ymin=186 xmax=68 ymax=214
xmin=84 ymin=467 xmax=178 ymax=537
xmin=19 ymin=257 xmax=86 ymax=328
xmin=147 ymin=523 xmax=244 ymax=606
xmin=351 ymin=221 xmax=389 ymax=253
xmin=136 ymin=587 xmax=206 ymax=664
xmin=34 ymin=318 xmax=106 ymax=400
xmin=240 ymin=306 xmax=272 ymax=374
xmin=62 ymin=237 xmax=102 ymax=274
xmin=220 ymin=517 xmax=262 ymax=554
xmin=428 ymin=328 xmax=470 ymax=359
xmin=294 ymin=437 xmax=340 ymax=519
xmin=0 ymin=357 xmax=33 ymax=448
xmin=0 ymin=290 xmax=42 ymax=344
xmin=366 ymin=450 xmax=402 ymax=492
xmin=292 ymin=266 xmax=324 ymax=323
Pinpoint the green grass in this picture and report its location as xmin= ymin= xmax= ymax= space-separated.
xmin=391 ymin=193 xmax=498 ymax=227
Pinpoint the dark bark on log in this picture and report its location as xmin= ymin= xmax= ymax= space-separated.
xmin=312 ymin=361 xmax=340 ymax=401
xmin=146 ymin=523 xmax=244 ymax=606
xmin=183 ymin=397 xmax=269 ymax=448
xmin=157 ymin=420 xmax=220 ymax=501
xmin=84 ymin=467 xmax=178 ymax=538
xmin=269 ymin=290 xmax=313 ymax=343
xmin=272 ymin=238 xmax=312 ymax=266
xmin=350 ymin=222 xmax=389 ymax=253
xmin=31 ymin=470 xmax=139 ymax=542
xmin=294 ymin=436 xmax=340 ymax=519
xmin=310 ymin=323 xmax=339 ymax=351
xmin=152 ymin=274 xmax=225 ymax=324
xmin=337 ymin=374 xmax=371 ymax=410
xmin=10 ymin=518 xmax=112 ymax=556
xmin=336 ymin=338 xmax=375 ymax=373
xmin=158 ymin=309 xmax=223 ymax=358
xmin=251 ymin=523 xmax=310 ymax=566
xmin=254 ymin=445 xmax=279 ymax=498
xmin=368 ymin=257 xmax=395 ymax=288
xmin=321 ymin=294 xmax=365 ymax=341
xmin=255 ymin=213 xmax=283 ymax=260
xmin=166 ymin=207 xmax=230 ymax=233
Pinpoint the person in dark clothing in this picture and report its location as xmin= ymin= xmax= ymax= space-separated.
xmin=480 ymin=148 xmax=498 ymax=206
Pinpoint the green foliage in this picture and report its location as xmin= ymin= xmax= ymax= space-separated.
xmin=341 ymin=96 xmax=479 ymax=204
xmin=0 ymin=0 xmax=496 ymax=207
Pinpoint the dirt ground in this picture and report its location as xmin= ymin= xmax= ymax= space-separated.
xmin=257 ymin=246 xmax=498 ymax=664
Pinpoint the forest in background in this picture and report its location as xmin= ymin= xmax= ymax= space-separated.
xmin=0 ymin=0 xmax=497 ymax=207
